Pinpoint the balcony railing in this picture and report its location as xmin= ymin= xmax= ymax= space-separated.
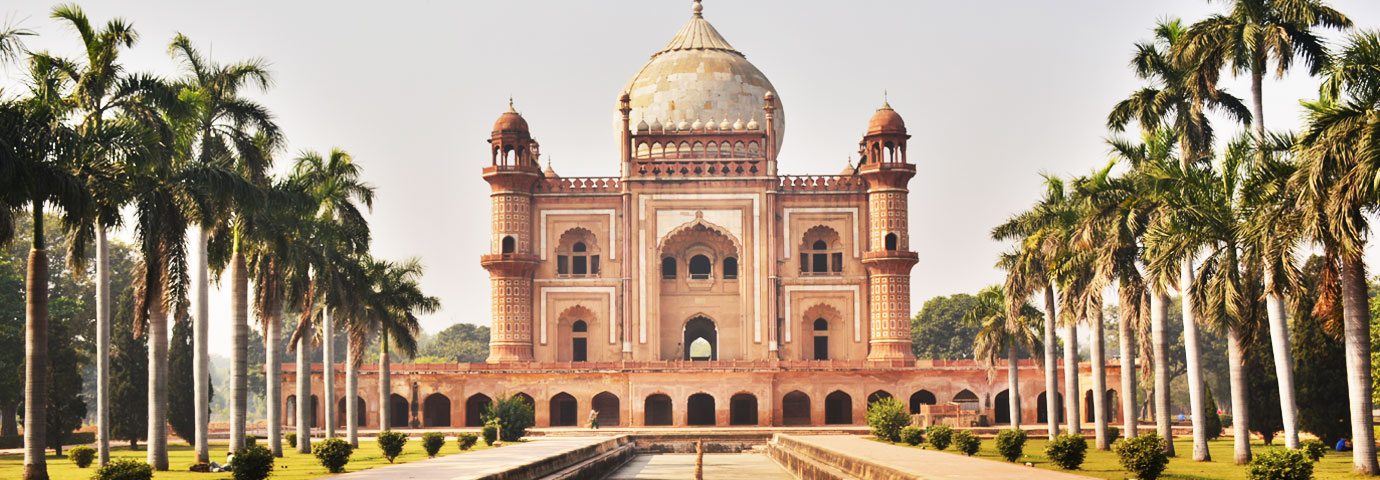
xmin=536 ymin=177 xmax=621 ymax=193
xmin=630 ymin=159 xmax=761 ymax=178
xmin=778 ymin=175 xmax=865 ymax=192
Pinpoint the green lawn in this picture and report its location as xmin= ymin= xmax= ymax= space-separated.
xmin=887 ymin=436 xmax=1364 ymax=480
xmin=0 ymin=438 xmax=492 ymax=480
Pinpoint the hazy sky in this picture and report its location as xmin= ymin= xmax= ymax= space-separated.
xmin=6 ymin=0 xmax=1380 ymax=357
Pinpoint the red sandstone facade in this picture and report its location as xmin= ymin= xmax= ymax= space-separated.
xmin=281 ymin=1 xmax=1126 ymax=432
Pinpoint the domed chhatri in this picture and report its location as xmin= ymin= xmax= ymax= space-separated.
xmin=493 ymin=99 xmax=529 ymax=134
xmin=617 ymin=0 xmax=784 ymax=151
xmin=867 ymin=100 xmax=906 ymax=136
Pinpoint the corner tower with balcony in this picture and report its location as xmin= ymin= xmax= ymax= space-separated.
xmin=859 ymin=102 xmax=918 ymax=361
xmin=482 ymin=102 xmax=541 ymax=363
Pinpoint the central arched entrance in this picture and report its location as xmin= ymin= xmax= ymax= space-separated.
xmin=465 ymin=394 xmax=492 ymax=427
xmin=730 ymin=393 xmax=758 ymax=426
xmin=389 ymin=394 xmax=408 ymax=429
xmin=687 ymin=393 xmax=716 ymax=426
xmin=645 ymin=394 xmax=673 ymax=426
xmin=683 ymin=316 xmax=717 ymax=361
xmin=423 ymin=393 xmax=451 ymax=427
xmin=782 ymin=391 xmax=811 ymax=426
xmin=550 ymin=393 xmax=578 ymax=427
xmin=825 ymin=391 xmax=852 ymax=425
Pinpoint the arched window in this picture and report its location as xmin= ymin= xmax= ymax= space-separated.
xmin=662 ymin=257 xmax=677 ymax=279
xmin=719 ymin=142 xmax=732 ymax=157
xmin=556 ymin=231 xmax=600 ymax=277
xmin=885 ymin=233 xmax=898 ymax=251
xmin=800 ymin=226 xmax=843 ymax=275
xmin=501 ymin=236 xmax=515 ymax=254
xmin=813 ymin=318 xmax=829 ymax=361
xmin=688 ymin=254 xmax=712 ymax=280
xmin=733 ymin=141 xmax=746 ymax=157
xmin=747 ymin=141 xmax=760 ymax=157
xmin=723 ymin=257 xmax=738 ymax=279
xmin=571 ymin=320 xmax=588 ymax=362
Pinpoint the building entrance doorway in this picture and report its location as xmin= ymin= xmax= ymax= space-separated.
xmin=683 ymin=316 xmax=717 ymax=361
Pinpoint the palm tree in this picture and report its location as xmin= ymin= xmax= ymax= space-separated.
xmin=1177 ymin=0 xmax=1350 ymax=450
xmin=1295 ymin=30 xmax=1380 ymax=475
xmin=290 ymin=148 xmax=373 ymax=440
xmin=970 ymin=285 xmax=1043 ymax=430
xmin=0 ymin=53 xmax=91 ymax=480
xmin=992 ymin=175 xmax=1076 ymax=439
xmin=361 ymin=258 xmax=439 ymax=431
xmin=1109 ymin=18 xmax=1251 ymax=461
xmin=166 ymin=33 xmax=279 ymax=458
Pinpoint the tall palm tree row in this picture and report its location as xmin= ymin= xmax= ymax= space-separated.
xmin=360 ymin=257 xmax=440 ymax=432
xmin=969 ymin=285 xmax=1043 ymax=430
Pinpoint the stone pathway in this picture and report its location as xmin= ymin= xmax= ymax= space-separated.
xmin=791 ymin=435 xmax=1095 ymax=480
xmin=606 ymin=453 xmax=792 ymax=479
xmin=323 ymin=437 xmax=608 ymax=480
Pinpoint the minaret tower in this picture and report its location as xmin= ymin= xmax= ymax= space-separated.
xmin=859 ymin=100 xmax=918 ymax=361
xmin=482 ymin=101 xmax=542 ymax=363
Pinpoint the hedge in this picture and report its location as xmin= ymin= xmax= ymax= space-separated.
xmin=0 ymin=431 xmax=96 ymax=449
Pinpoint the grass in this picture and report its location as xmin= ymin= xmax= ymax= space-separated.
xmin=883 ymin=435 xmax=1365 ymax=480
xmin=0 ymin=437 xmax=493 ymax=480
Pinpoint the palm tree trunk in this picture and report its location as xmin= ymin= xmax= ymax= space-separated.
xmin=1064 ymin=321 xmax=1079 ymax=436
xmin=1092 ymin=301 xmax=1107 ymax=450
xmin=1044 ymin=286 xmax=1059 ymax=439
xmin=192 ymin=227 xmax=209 ymax=464
xmin=1181 ymin=258 xmax=1210 ymax=461
xmin=1008 ymin=344 xmax=1020 ymax=429
xmin=266 ymin=305 xmax=282 ymax=457
xmin=1227 ymin=326 xmax=1251 ymax=465
xmin=346 ymin=339 xmax=358 ymax=447
xmin=23 ymin=206 xmax=49 ymax=480
xmin=323 ymin=308 xmax=334 ymax=439
xmin=230 ymin=251 xmax=248 ymax=452
xmin=379 ymin=331 xmax=391 ymax=430
xmin=1151 ymin=291 xmax=1173 ymax=455
xmin=1118 ymin=291 xmax=1137 ymax=439
xmin=1339 ymin=253 xmax=1379 ymax=474
xmin=1264 ymin=279 xmax=1299 ymax=449
xmin=295 ymin=334 xmax=311 ymax=453
xmin=147 ymin=281 xmax=169 ymax=471
xmin=95 ymin=224 xmax=111 ymax=466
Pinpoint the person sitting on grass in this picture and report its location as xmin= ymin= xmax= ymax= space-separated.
xmin=1338 ymin=437 xmax=1354 ymax=452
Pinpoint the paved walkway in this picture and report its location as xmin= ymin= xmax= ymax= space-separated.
xmin=323 ymin=437 xmax=608 ymax=480
xmin=792 ymin=435 xmax=1095 ymax=480
xmin=607 ymin=453 xmax=792 ymax=479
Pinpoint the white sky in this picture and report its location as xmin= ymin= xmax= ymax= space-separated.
xmin=6 ymin=0 xmax=1380 ymax=356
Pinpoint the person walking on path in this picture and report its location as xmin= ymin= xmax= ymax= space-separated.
xmin=588 ymin=409 xmax=600 ymax=429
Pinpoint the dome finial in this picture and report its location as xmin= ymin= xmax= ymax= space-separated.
xmin=881 ymin=90 xmax=891 ymax=110
xmin=508 ymin=96 xmax=517 ymax=113
xmin=693 ymin=0 xmax=703 ymax=17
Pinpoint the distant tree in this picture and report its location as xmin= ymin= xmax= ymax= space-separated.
xmin=168 ymin=317 xmax=211 ymax=447
xmin=46 ymin=297 xmax=90 ymax=456
xmin=910 ymin=294 xmax=979 ymax=360
xmin=418 ymin=323 xmax=490 ymax=363
xmin=0 ymin=253 xmax=23 ymax=436
xmin=110 ymin=288 xmax=147 ymax=449
xmin=1245 ymin=333 xmax=1282 ymax=445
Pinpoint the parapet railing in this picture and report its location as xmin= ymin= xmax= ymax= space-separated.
xmin=777 ymin=175 xmax=865 ymax=192
xmin=630 ymin=159 xmax=762 ymax=178
xmin=278 ymin=357 xmax=1130 ymax=374
xmin=536 ymin=176 xmax=621 ymax=193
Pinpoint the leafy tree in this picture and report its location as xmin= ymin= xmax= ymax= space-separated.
xmin=45 ymin=298 xmax=89 ymax=456
xmin=910 ymin=294 xmax=978 ymax=360
xmin=1289 ymin=259 xmax=1347 ymax=445
xmin=0 ymin=252 xmax=24 ymax=436
xmin=482 ymin=394 xmax=535 ymax=442
xmin=168 ymin=316 xmax=211 ymax=447
xmin=1245 ymin=323 xmax=1283 ymax=444
xmin=109 ymin=288 xmax=147 ymax=449
xmin=417 ymin=323 xmax=490 ymax=363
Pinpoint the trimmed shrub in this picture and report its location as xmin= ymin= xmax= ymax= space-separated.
xmin=1301 ymin=438 xmax=1327 ymax=462
xmin=899 ymin=426 xmax=925 ymax=446
xmin=952 ymin=430 xmax=980 ymax=456
xmin=244 ymin=434 xmax=257 ymax=447
xmin=1106 ymin=426 xmax=1121 ymax=444
xmin=994 ymin=428 xmax=1027 ymax=462
xmin=927 ymin=425 xmax=953 ymax=450
xmin=377 ymin=430 xmax=408 ymax=463
xmin=1204 ymin=387 xmax=1223 ymax=440
xmin=866 ymin=397 xmax=911 ymax=443
xmin=92 ymin=458 xmax=153 ymax=480
xmin=457 ymin=432 xmax=479 ymax=451
xmin=68 ymin=445 xmax=96 ymax=468
xmin=482 ymin=394 xmax=535 ymax=442
xmin=421 ymin=432 xmax=446 ymax=458
xmin=285 ymin=432 xmax=297 ymax=448
xmin=312 ymin=437 xmax=354 ymax=473
xmin=1045 ymin=433 xmax=1088 ymax=470
xmin=231 ymin=444 xmax=275 ymax=480
xmin=1113 ymin=433 xmax=1168 ymax=480
xmin=481 ymin=423 xmax=499 ymax=446
xmin=1248 ymin=448 xmax=1313 ymax=480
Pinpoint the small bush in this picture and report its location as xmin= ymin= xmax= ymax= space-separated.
xmin=1220 ymin=413 xmax=1233 ymax=429
xmin=68 ymin=445 xmax=95 ymax=468
xmin=1248 ymin=448 xmax=1313 ymax=480
xmin=952 ymin=430 xmax=980 ymax=456
xmin=1046 ymin=433 xmax=1088 ymax=470
xmin=1203 ymin=387 xmax=1223 ymax=440
xmin=231 ymin=444 xmax=275 ymax=480
xmin=312 ymin=437 xmax=354 ymax=473
xmin=1114 ymin=433 xmax=1168 ymax=480
xmin=421 ymin=432 xmax=446 ymax=458
xmin=927 ymin=425 xmax=953 ymax=450
xmin=92 ymin=458 xmax=153 ymax=480
xmin=899 ymin=426 xmax=925 ymax=446
xmin=285 ymin=432 xmax=297 ymax=448
xmin=995 ymin=428 xmax=1027 ymax=462
xmin=457 ymin=432 xmax=479 ymax=451
xmin=481 ymin=423 xmax=499 ymax=446
xmin=1301 ymin=438 xmax=1327 ymax=462
xmin=867 ymin=397 xmax=911 ymax=443
xmin=377 ymin=430 xmax=408 ymax=463
xmin=244 ymin=434 xmax=257 ymax=447
xmin=482 ymin=394 xmax=536 ymax=442
xmin=1106 ymin=426 xmax=1121 ymax=444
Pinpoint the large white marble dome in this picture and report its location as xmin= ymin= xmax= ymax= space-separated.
xmin=617 ymin=1 xmax=784 ymax=152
